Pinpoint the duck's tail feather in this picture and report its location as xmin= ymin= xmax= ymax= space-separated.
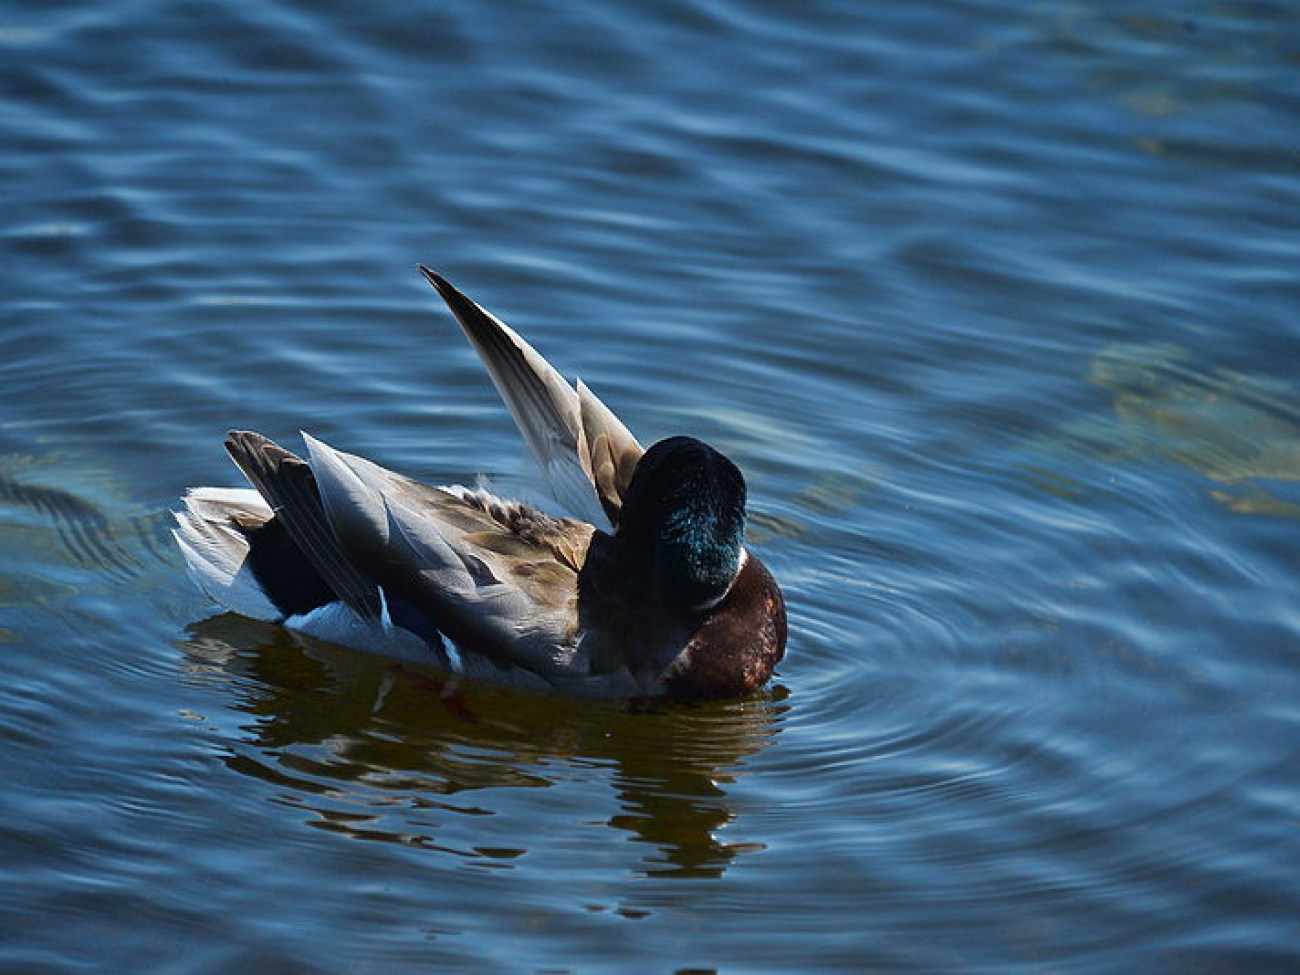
xmin=173 ymin=485 xmax=346 ymax=621
xmin=172 ymin=487 xmax=280 ymax=621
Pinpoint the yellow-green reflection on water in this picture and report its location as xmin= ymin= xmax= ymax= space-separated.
xmin=1042 ymin=341 xmax=1300 ymax=516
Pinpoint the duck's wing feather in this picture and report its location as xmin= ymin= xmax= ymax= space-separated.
xmin=576 ymin=379 xmax=642 ymax=525
xmin=418 ymin=266 xmax=643 ymax=529
xmin=224 ymin=430 xmax=382 ymax=621
xmin=301 ymin=433 xmax=593 ymax=682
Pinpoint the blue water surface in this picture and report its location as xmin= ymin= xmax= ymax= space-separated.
xmin=2 ymin=1 xmax=1299 ymax=971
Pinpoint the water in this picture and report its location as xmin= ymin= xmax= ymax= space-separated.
xmin=3 ymin=0 xmax=1298 ymax=970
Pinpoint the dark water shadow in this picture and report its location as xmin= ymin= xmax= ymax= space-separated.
xmin=0 ymin=468 xmax=150 ymax=580
xmin=178 ymin=613 xmax=788 ymax=879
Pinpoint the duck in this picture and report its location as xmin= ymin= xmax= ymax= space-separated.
xmin=173 ymin=266 xmax=786 ymax=699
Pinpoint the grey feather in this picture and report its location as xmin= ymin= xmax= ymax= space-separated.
xmin=419 ymin=266 xmax=643 ymax=529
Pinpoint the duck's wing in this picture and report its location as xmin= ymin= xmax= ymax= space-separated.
xmin=575 ymin=378 xmax=643 ymax=527
xmin=300 ymin=432 xmax=594 ymax=683
xmin=224 ymin=430 xmax=383 ymax=622
xmin=419 ymin=266 xmax=643 ymax=530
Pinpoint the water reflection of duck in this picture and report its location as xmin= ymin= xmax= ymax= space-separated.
xmin=179 ymin=613 xmax=785 ymax=878
xmin=174 ymin=269 xmax=786 ymax=698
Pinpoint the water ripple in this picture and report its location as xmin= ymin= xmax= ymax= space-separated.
xmin=3 ymin=0 xmax=1299 ymax=969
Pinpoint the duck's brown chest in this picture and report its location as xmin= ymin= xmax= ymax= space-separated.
xmin=663 ymin=556 xmax=787 ymax=699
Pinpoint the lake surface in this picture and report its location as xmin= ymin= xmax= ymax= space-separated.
xmin=3 ymin=1 xmax=1298 ymax=971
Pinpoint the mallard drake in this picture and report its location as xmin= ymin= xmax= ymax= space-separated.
xmin=173 ymin=267 xmax=786 ymax=698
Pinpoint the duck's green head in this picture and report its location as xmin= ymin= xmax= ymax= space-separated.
xmin=617 ymin=436 xmax=747 ymax=614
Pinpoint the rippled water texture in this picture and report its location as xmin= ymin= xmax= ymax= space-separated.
xmin=3 ymin=1 xmax=1298 ymax=971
